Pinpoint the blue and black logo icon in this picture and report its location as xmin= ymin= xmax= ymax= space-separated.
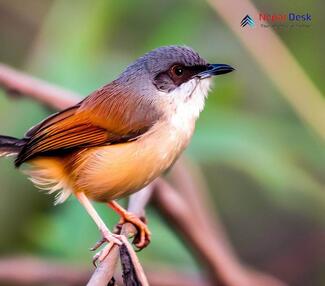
xmin=241 ymin=15 xmax=255 ymax=27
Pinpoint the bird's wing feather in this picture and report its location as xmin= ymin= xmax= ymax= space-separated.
xmin=24 ymin=104 xmax=82 ymax=138
xmin=15 ymin=85 xmax=159 ymax=166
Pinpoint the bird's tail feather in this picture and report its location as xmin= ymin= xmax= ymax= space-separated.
xmin=0 ymin=135 xmax=25 ymax=158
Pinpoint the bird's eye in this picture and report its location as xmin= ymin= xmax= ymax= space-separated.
xmin=171 ymin=65 xmax=184 ymax=77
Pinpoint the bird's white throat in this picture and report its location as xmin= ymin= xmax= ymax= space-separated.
xmin=166 ymin=78 xmax=212 ymax=134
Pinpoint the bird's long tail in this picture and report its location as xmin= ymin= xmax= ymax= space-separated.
xmin=0 ymin=135 xmax=71 ymax=204
xmin=0 ymin=135 xmax=25 ymax=158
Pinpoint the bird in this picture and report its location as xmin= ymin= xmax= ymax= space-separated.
xmin=0 ymin=45 xmax=234 ymax=263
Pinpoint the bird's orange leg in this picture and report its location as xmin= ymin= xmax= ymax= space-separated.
xmin=76 ymin=192 xmax=122 ymax=265
xmin=108 ymin=200 xmax=151 ymax=250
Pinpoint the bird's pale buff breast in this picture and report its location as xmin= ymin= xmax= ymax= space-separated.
xmin=73 ymin=118 xmax=194 ymax=202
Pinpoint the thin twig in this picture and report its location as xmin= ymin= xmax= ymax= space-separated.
xmin=120 ymin=243 xmax=142 ymax=286
xmin=87 ymin=186 xmax=153 ymax=286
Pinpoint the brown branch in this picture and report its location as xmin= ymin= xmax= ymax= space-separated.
xmin=0 ymin=256 xmax=211 ymax=286
xmin=145 ymin=269 xmax=210 ymax=286
xmin=120 ymin=243 xmax=141 ymax=285
xmin=0 ymin=257 xmax=90 ymax=286
xmin=0 ymin=63 xmax=287 ymax=286
xmin=154 ymin=172 xmax=287 ymax=286
xmin=0 ymin=63 xmax=80 ymax=109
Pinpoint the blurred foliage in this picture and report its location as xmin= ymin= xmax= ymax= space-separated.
xmin=0 ymin=0 xmax=324 ymax=285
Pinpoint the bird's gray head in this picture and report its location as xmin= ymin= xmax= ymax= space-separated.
xmin=116 ymin=45 xmax=234 ymax=121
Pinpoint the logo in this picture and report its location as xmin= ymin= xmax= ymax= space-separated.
xmin=241 ymin=15 xmax=255 ymax=27
xmin=240 ymin=13 xmax=312 ymax=29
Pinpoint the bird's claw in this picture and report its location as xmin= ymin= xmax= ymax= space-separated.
xmin=90 ymin=237 xmax=106 ymax=251
xmin=133 ymin=227 xmax=151 ymax=251
xmin=90 ymin=231 xmax=122 ymax=267
xmin=114 ymin=214 xmax=151 ymax=251
xmin=92 ymin=241 xmax=115 ymax=267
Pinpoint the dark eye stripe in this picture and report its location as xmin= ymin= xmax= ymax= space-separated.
xmin=153 ymin=64 xmax=208 ymax=92
xmin=169 ymin=65 xmax=207 ymax=86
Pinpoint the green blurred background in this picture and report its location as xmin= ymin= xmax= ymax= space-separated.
xmin=0 ymin=1 xmax=324 ymax=285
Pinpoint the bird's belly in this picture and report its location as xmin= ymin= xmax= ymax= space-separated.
xmin=75 ymin=124 xmax=191 ymax=202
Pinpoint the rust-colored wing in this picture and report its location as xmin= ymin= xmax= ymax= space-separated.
xmin=15 ymin=84 xmax=160 ymax=166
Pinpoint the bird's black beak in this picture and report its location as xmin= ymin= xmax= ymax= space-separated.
xmin=197 ymin=64 xmax=235 ymax=79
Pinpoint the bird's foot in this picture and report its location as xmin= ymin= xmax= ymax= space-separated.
xmin=115 ymin=213 xmax=151 ymax=250
xmin=90 ymin=229 xmax=122 ymax=266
